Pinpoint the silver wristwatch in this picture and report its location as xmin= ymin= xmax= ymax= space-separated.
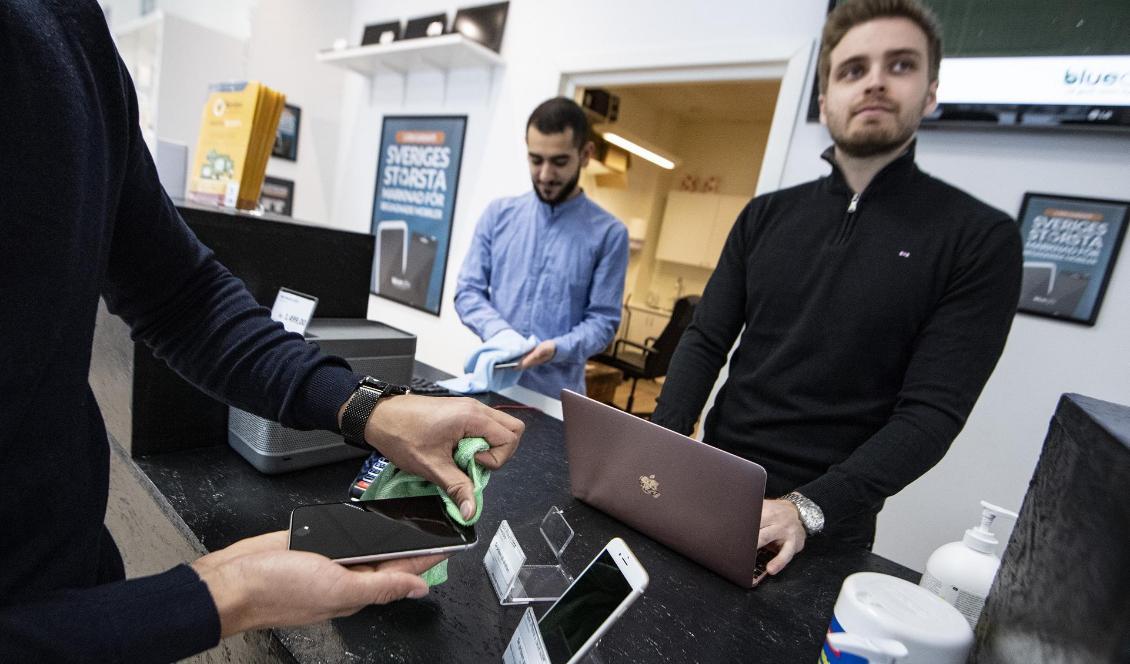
xmin=783 ymin=491 xmax=825 ymax=536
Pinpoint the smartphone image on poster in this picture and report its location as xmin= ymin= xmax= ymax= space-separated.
xmin=399 ymin=231 xmax=438 ymax=308
xmin=374 ymin=220 xmax=408 ymax=296
xmin=287 ymin=496 xmax=477 ymax=564
xmin=537 ymin=537 xmax=648 ymax=664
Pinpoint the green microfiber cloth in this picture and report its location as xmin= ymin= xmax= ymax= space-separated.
xmin=359 ymin=437 xmax=490 ymax=586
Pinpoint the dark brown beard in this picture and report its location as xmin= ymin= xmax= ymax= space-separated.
xmin=833 ymin=121 xmax=916 ymax=158
xmin=533 ymin=169 xmax=581 ymax=205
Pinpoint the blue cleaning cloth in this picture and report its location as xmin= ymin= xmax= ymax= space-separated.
xmin=437 ymin=329 xmax=537 ymax=394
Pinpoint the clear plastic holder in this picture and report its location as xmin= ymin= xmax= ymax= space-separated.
xmin=502 ymin=607 xmax=605 ymax=664
xmin=485 ymin=506 xmax=575 ymax=605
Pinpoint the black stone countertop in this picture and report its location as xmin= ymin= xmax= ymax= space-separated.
xmin=136 ymin=363 xmax=917 ymax=663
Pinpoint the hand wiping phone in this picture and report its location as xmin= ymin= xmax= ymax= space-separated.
xmin=437 ymin=329 xmax=538 ymax=394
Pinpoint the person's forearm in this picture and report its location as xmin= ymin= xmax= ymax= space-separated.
xmin=192 ymin=558 xmax=253 ymax=638
xmin=648 ymin=325 xmax=728 ymax=435
xmin=453 ymin=286 xmax=511 ymax=340
xmin=651 ymin=205 xmax=749 ymax=435
xmin=0 ymin=566 xmax=220 ymax=661
xmin=550 ymin=311 xmax=618 ymax=365
xmin=103 ymin=106 xmax=356 ymax=432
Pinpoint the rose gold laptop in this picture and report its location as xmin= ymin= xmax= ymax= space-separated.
xmin=561 ymin=390 xmax=769 ymax=588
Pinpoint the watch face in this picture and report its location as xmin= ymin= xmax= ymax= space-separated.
xmin=359 ymin=376 xmax=409 ymax=396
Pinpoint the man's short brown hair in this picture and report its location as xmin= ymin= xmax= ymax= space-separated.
xmin=817 ymin=0 xmax=942 ymax=94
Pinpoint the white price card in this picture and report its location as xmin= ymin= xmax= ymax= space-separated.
xmin=503 ymin=607 xmax=552 ymax=664
xmin=484 ymin=520 xmax=526 ymax=601
xmin=270 ymin=287 xmax=318 ymax=335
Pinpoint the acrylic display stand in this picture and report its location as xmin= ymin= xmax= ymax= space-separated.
xmin=485 ymin=506 xmax=575 ymax=605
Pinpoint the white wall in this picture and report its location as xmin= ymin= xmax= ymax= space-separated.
xmin=235 ymin=0 xmax=1128 ymax=571
xmin=247 ymin=0 xmax=352 ymax=226
xmin=155 ymin=14 xmax=249 ymax=149
xmin=103 ymin=0 xmax=257 ymax=39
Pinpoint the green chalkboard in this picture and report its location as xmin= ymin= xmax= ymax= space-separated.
xmin=924 ymin=0 xmax=1128 ymax=57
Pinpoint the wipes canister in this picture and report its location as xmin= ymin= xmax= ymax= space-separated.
xmin=820 ymin=572 xmax=972 ymax=664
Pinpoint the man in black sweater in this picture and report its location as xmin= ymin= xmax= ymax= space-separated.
xmin=651 ymin=0 xmax=1022 ymax=575
xmin=0 ymin=1 xmax=523 ymax=660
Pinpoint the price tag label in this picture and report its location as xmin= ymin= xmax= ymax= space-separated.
xmin=270 ymin=287 xmax=318 ymax=335
xmin=483 ymin=520 xmax=526 ymax=601
xmin=223 ymin=181 xmax=239 ymax=208
xmin=503 ymin=607 xmax=551 ymax=664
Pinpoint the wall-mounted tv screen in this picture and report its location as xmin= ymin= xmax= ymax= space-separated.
xmin=808 ymin=1 xmax=1130 ymax=131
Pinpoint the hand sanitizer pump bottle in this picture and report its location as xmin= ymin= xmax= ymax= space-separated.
xmin=920 ymin=500 xmax=1018 ymax=630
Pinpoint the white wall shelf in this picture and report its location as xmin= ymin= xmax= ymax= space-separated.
xmin=315 ymin=34 xmax=504 ymax=76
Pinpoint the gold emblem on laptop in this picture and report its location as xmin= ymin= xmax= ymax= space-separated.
xmin=639 ymin=474 xmax=660 ymax=498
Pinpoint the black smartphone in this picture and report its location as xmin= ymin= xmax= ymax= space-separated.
xmin=287 ymin=496 xmax=477 ymax=564
xmin=402 ymin=232 xmax=438 ymax=308
xmin=751 ymin=546 xmax=777 ymax=587
xmin=375 ymin=221 xmax=407 ymax=296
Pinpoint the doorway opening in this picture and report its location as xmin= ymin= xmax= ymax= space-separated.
xmin=576 ymin=77 xmax=781 ymax=416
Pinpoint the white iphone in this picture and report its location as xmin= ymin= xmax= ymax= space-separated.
xmin=537 ymin=537 xmax=648 ymax=664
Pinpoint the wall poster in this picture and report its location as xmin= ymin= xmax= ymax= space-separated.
xmin=370 ymin=116 xmax=467 ymax=315
xmin=1017 ymin=192 xmax=1128 ymax=326
xmin=260 ymin=176 xmax=294 ymax=216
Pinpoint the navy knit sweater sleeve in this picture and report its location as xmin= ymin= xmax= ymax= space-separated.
xmin=102 ymin=55 xmax=358 ymax=434
xmin=0 ymin=2 xmax=357 ymax=660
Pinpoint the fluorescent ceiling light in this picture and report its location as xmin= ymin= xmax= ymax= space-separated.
xmin=601 ymin=131 xmax=676 ymax=170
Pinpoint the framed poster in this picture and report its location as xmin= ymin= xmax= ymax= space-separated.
xmin=370 ymin=115 xmax=467 ymax=315
xmin=259 ymin=176 xmax=294 ymax=216
xmin=272 ymin=104 xmax=301 ymax=161
xmin=1017 ymin=192 xmax=1128 ymax=326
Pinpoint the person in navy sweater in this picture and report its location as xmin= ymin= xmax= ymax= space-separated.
xmin=0 ymin=2 xmax=523 ymax=660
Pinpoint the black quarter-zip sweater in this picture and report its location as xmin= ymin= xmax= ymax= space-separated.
xmin=651 ymin=144 xmax=1022 ymax=545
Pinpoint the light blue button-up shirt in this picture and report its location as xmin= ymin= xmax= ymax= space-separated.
xmin=454 ymin=190 xmax=629 ymax=398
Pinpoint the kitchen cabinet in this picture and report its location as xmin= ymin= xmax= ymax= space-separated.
xmin=624 ymin=305 xmax=671 ymax=346
xmin=655 ymin=191 xmax=748 ymax=269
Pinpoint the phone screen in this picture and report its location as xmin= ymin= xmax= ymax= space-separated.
xmin=376 ymin=224 xmax=406 ymax=295
xmin=288 ymin=496 xmax=475 ymax=561
xmin=538 ymin=551 xmax=633 ymax=663
xmin=402 ymin=232 xmax=438 ymax=308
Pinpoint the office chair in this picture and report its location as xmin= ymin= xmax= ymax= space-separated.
xmin=593 ymin=295 xmax=699 ymax=416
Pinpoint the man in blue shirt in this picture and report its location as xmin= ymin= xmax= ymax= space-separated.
xmin=455 ymin=98 xmax=629 ymax=399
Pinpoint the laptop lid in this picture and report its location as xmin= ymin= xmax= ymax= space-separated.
xmin=561 ymin=390 xmax=767 ymax=588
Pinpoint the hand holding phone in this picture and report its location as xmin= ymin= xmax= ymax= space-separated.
xmin=287 ymin=495 xmax=478 ymax=565
xmin=192 ymin=530 xmax=441 ymax=637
